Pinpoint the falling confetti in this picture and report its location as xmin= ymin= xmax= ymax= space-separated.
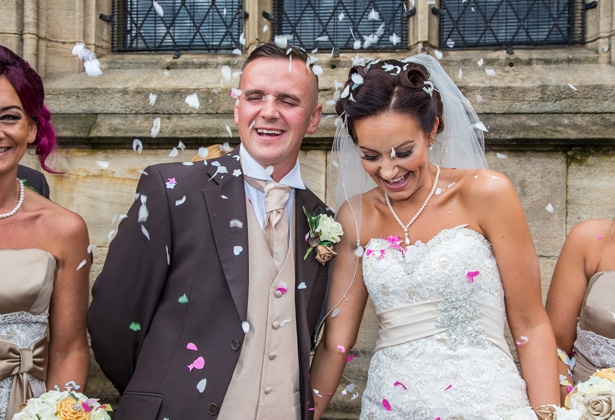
xmin=331 ymin=308 xmax=341 ymax=318
xmin=445 ymin=384 xmax=452 ymax=391
xmin=389 ymin=33 xmax=401 ymax=46
xmin=568 ymin=83 xmax=578 ymax=92
xmin=149 ymin=93 xmax=157 ymax=106
xmin=485 ymin=68 xmax=495 ymax=76
xmin=351 ymin=73 xmax=364 ymax=87
xmin=496 ymin=153 xmax=508 ymax=159
xmin=435 ymin=188 xmax=442 ymax=196
xmin=231 ymin=88 xmax=242 ymax=98
xmin=169 ymin=147 xmax=179 ymax=157
xmin=141 ymin=224 xmax=150 ymax=240
xmin=185 ymin=93 xmax=200 ymax=109
xmin=515 ymin=335 xmax=529 ymax=346
xmin=76 ymin=259 xmax=87 ymax=271
xmin=187 ymin=343 xmax=198 ymax=351
xmin=491 ymin=176 xmax=500 ymax=180
xmin=129 ymin=322 xmax=141 ymax=331
xmin=545 ymin=203 xmax=554 ymax=213
xmin=475 ymin=122 xmax=488 ymax=132
xmin=225 ymin=124 xmax=232 ymax=138
xmin=368 ymin=9 xmax=380 ymax=21
xmin=153 ymin=1 xmax=164 ymax=17
xmin=95 ymin=161 xmax=109 ymax=169
xmin=233 ymin=246 xmax=243 ymax=255
xmin=175 ymin=196 xmax=186 ymax=206
xmin=477 ymin=58 xmax=484 ymax=67
xmin=347 ymin=354 xmax=354 ymax=362
xmin=337 ymin=345 xmax=346 ymax=353
xmin=263 ymin=24 xmax=268 ymax=32
xmin=597 ymin=235 xmax=603 ymax=240
xmin=434 ymin=50 xmax=443 ymax=60
xmin=458 ymin=68 xmax=463 ymax=80
xmin=274 ymin=35 xmax=288 ymax=49
xmin=338 ymin=12 xmax=345 ymax=21
xmin=467 ymin=271 xmax=480 ymax=283
xmin=166 ymin=245 xmax=170 ymax=265
xmin=133 ymin=139 xmax=143 ymax=154
xmin=298 ymin=282 xmax=307 ymax=289
xmin=448 ymin=182 xmax=456 ymax=188
xmin=188 ymin=356 xmax=205 ymax=371
xmin=447 ymin=38 xmax=455 ymax=48
xmin=476 ymin=94 xmax=484 ymax=103
xmin=151 ymin=117 xmax=161 ymax=138
xmin=242 ymin=321 xmax=250 ymax=333
xmin=221 ymin=65 xmax=232 ymax=82
xmin=230 ymin=219 xmax=243 ymax=228
xmin=178 ymin=294 xmax=189 ymax=304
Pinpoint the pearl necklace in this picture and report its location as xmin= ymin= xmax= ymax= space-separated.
xmin=0 ymin=179 xmax=25 ymax=219
xmin=384 ymin=164 xmax=440 ymax=246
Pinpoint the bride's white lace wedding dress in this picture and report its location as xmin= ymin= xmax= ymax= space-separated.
xmin=360 ymin=225 xmax=529 ymax=419
xmin=0 ymin=249 xmax=55 ymax=420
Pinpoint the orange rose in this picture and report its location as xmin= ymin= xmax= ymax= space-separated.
xmin=57 ymin=397 xmax=89 ymax=420
xmin=596 ymin=368 xmax=615 ymax=382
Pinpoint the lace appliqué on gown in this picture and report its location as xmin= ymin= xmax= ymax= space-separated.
xmin=0 ymin=311 xmax=49 ymax=419
xmin=575 ymin=325 xmax=615 ymax=369
xmin=360 ymin=226 xmax=528 ymax=420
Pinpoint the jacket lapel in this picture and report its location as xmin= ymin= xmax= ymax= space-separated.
xmin=202 ymin=150 xmax=250 ymax=322
xmin=293 ymin=189 xmax=322 ymax=306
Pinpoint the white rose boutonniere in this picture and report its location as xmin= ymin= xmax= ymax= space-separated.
xmin=303 ymin=207 xmax=343 ymax=265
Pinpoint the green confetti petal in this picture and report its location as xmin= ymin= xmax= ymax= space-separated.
xmin=129 ymin=322 xmax=141 ymax=331
xmin=178 ymin=294 xmax=189 ymax=304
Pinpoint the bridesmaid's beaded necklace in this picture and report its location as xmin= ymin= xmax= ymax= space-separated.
xmin=0 ymin=179 xmax=25 ymax=219
xmin=384 ymin=164 xmax=440 ymax=246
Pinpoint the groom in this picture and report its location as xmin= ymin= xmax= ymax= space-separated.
xmin=87 ymin=42 xmax=328 ymax=419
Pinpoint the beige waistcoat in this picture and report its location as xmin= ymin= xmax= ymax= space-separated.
xmin=218 ymin=198 xmax=300 ymax=420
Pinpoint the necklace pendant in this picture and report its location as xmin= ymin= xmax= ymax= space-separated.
xmin=405 ymin=234 xmax=411 ymax=246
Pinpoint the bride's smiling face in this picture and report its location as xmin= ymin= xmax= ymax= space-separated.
xmin=354 ymin=111 xmax=437 ymax=201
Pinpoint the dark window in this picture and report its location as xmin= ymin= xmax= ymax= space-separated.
xmin=111 ymin=0 xmax=244 ymax=52
xmin=272 ymin=0 xmax=409 ymax=52
xmin=438 ymin=0 xmax=587 ymax=50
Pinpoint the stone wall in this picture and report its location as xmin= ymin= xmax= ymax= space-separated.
xmin=6 ymin=0 xmax=615 ymax=418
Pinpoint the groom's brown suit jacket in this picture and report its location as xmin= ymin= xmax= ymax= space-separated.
xmin=87 ymin=150 xmax=330 ymax=419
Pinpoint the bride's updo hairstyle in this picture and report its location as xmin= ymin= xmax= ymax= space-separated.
xmin=335 ymin=59 xmax=444 ymax=145
xmin=0 ymin=46 xmax=56 ymax=172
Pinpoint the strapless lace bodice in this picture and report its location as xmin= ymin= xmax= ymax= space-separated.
xmin=573 ymin=271 xmax=615 ymax=382
xmin=0 ymin=249 xmax=56 ymax=419
xmin=360 ymin=226 xmax=528 ymax=419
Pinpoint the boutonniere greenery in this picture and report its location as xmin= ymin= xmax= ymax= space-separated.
xmin=303 ymin=207 xmax=343 ymax=265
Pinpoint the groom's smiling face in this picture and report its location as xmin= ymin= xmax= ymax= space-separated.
xmin=234 ymin=57 xmax=322 ymax=182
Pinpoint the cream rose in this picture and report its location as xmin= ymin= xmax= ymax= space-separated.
xmin=584 ymin=392 xmax=615 ymax=420
xmin=314 ymin=215 xmax=343 ymax=243
xmin=89 ymin=407 xmax=112 ymax=420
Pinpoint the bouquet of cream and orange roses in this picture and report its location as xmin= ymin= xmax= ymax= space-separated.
xmin=504 ymin=368 xmax=615 ymax=420
xmin=12 ymin=389 xmax=112 ymax=420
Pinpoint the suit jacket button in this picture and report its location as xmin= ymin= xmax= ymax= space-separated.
xmin=274 ymin=290 xmax=283 ymax=298
xmin=231 ymin=339 xmax=241 ymax=351
xmin=208 ymin=403 xmax=219 ymax=415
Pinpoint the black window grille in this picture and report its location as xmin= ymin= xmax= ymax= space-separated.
xmin=111 ymin=0 xmax=244 ymax=53
xmin=272 ymin=1 xmax=409 ymax=52
xmin=438 ymin=0 xmax=588 ymax=50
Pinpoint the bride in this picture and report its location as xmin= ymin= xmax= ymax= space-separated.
xmin=310 ymin=55 xmax=559 ymax=419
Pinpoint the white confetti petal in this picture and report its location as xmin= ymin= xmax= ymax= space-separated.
xmin=477 ymin=58 xmax=484 ymax=67
xmin=185 ymin=93 xmax=200 ymax=109
xmin=368 ymin=8 xmax=380 ymax=21
xmin=230 ymin=219 xmax=244 ymax=229
xmin=434 ymin=50 xmax=443 ymax=60
xmin=95 ymin=160 xmax=109 ymax=169
xmin=76 ymin=259 xmax=87 ymax=271
xmin=496 ymin=153 xmax=508 ymax=159
xmin=298 ymin=282 xmax=307 ymax=289
xmin=141 ymin=224 xmax=150 ymax=240
xmin=446 ymin=38 xmax=455 ymax=48
xmin=353 ymin=40 xmax=361 ymax=50
xmin=196 ymin=378 xmax=207 ymax=393
xmin=231 ymin=88 xmax=242 ymax=98
xmin=458 ymin=68 xmax=463 ymax=80
xmin=280 ymin=318 xmax=291 ymax=327
xmin=151 ymin=117 xmax=161 ymax=138
xmin=390 ymin=148 xmax=396 ymax=158
xmin=169 ymin=147 xmax=179 ymax=157
xmin=166 ymin=245 xmax=170 ymax=265
xmin=132 ymin=139 xmax=143 ymax=154
xmin=389 ymin=33 xmax=401 ymax=46
xmin=175 ymin=196 xmax=186 ymax=206
xmin=87 ymin=244 xmax=96 ymax=254
xmin=331 ymin=308 xmax=341 ymax=318
xmin=233 ymin=246 xmax=243 ymax=255
xmin=153 ymin=0 xmax=164 ymax=17
xmin=232 ymin=48 xmax=242 ymax=55
xmin=315 ymin=35 xmax=329 ymax=42
xmin=220 ymin=142 xmax=231 ymax=152
xmin=334 ymin=80 xmax=344 ymax=90
xmin=475 ymin=121 xmax=488 ymax=132
xmin=340 ymin=85 xmax=350 ymax=98
xmin=177 ymin=141 xmax=186 ymax=151
xmin=568 ymin=83 xmax=578 ymax=92
xmin=83 ymin=59 xmax=103 ymax=77
xmin=225 ymin=124 xmax=232 ymax=138
xmin=138 ymin=203 xmax=148 ymax=223
xmin=263 ymin=24 xmax=269 ymax=32
xmin=198 ymin=147 xmax=209 ymax=159
xmin=491 ymin=176 xmax=500 ymax=180
xmin=221 ymin=65 xmax=232 ymax=82
xmin=448 ymin=182 xmax=456 ymax=188
xmin=242 ymin=321 xmax=250 ymax=333
xmin=108 ymin=230 xmax=116 ymax=241
xmin=351 ymin=73 xmax=364 ymax=86
xmin=239 ymin=32 xmax=246 ymax=46
xmin=476 ymin=94 xmax=484 ymax=103
xmin=338 ymin=12 xmax=345 ymax=21
xmin=485 ymin=68 xmax=495 ymax=76
xmin=182 ymin=162 xmax=194 ymax=166
xmin=149 ymin=93 xmax=157 ymax=106
xmin=312 ymin=65 xmax=323 ymax=76
xmin=274 ymin=35 xmax=288 ymax=49
xmin=221 ymin=195 xmax=228 ymax=199
xmin=435 ymin=188 xmax=442 ymax=196
xmin=545 ymin=203 xmax=554 ymax=213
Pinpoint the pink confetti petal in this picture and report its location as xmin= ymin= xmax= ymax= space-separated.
xmin=382 ymin=398 xmax=392 ymax=411
xmin=337 ymin=345 xmax=346 ymax=353
xmin=188 ymin=356 xmax=205 ymax=371
xmin=445 ymin=384 xmax=452 ymax=391
xmin=347 ymin=354 xmax=354 ymax=362
xmin=187 ymin=343 xmax=198 ymax=351
xmin=598 ymin=235 xmax=603 ymax=239
xmin=168 ymin=178 xmax=177 ymax=184
xmin=393 ymin=381 xmax=407 ymax=390
xmin=467 ymin=271 xmax=480 ymax=283
xmin=82 ymin=403 xmax=92 ymax=412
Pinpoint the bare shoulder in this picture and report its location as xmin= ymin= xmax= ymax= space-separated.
xmin=457 ymin=168 xmax=516 ymax=204
xmin=565 ymin=219 xmax=612 ymax=255
xmin=29 ymin=192 xmax=88 ymax=242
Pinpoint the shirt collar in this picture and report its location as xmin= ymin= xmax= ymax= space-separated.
xmin=239 ymin=144 xmax=305 ymax=190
